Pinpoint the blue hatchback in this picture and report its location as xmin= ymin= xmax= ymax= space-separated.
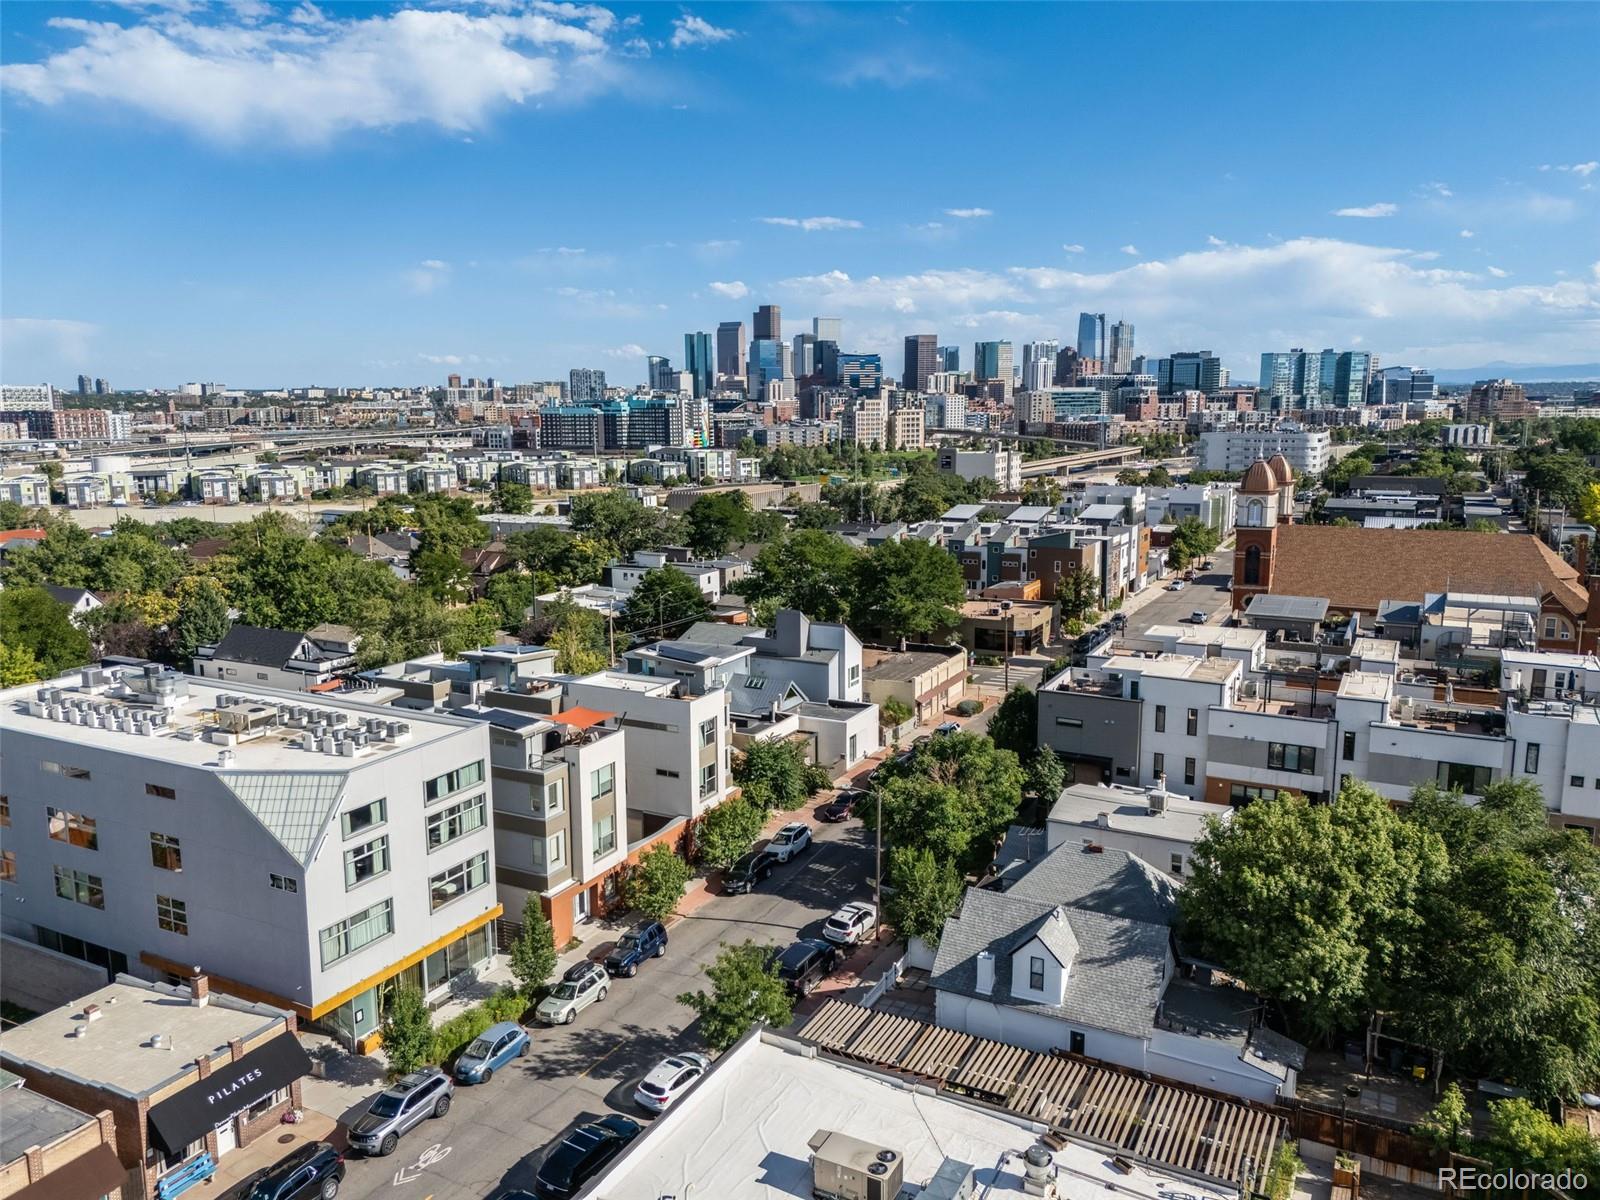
xmin=453 ymin=1021 xmax=529 ymax=1084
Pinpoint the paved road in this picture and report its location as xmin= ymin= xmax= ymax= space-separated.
xmin=1123 ymin=549 xmax=1235 ymax=638
xmin=328 ymin=817 xmax=877 ymax=1200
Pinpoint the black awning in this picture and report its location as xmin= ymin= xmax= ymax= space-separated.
xmin=13 ymin=1143 xmax=127 ymax=1200
xmin=147 ymin=1034 xmax=311 ymax=1155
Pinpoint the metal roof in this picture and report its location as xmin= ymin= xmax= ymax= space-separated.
xmin=1244 ymin=594 xmax=1329 ymax=620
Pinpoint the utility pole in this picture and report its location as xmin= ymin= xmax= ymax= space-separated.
xmin=873 ymin=787 xmax=882 ymax=941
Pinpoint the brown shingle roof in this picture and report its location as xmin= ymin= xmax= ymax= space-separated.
xmin=1267 ymin=526 xmax=1587 ymax=614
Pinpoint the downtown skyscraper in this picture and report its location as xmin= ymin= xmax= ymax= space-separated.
xmin=902 ymin=334 xmax=938 ymax=391
xmin=754 ymin=304 xmax=781 ymax=342
xmin=1076 ymin=312 xmax=1105 ymax=358
xmin=716 ymin=321 xmax=746 ymax=383
xmin=683 ymin=331 xmax=714 ymax=398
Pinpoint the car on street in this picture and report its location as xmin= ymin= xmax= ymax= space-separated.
xmin=768 ymin=822 xmax=812 ymax=862
xmin=722 ymin=845 xmax=779 ymax=893
xmin=534 ymin=1114 xmax=642 ymax=1198
xmin=934 ymin=721 xmax=961 ymax=736
xmin=822 ymin=901 xmax=877 ymax=946
xmin=604 ymin=919 xmax=668 ymax=977
xmin=536 ymin=961 xmax=608 ymax=1024
xmin=774 ymin=938 xmax=840 ymax=997
xmin=1166 ymin=579 xmax=1186 ymax=591
xmin=347 ymin=1068 xmax=452 ymax=1156
xmin=817 ymin=790 xmax=864 ymax=822
xmin=1190 ymin=610 xmax=1208 ymax=624
xmin=633 ymin=1052 xmax=710 ymax=1113
xmin=241 ymin=1142 xmax=346 ymax=1200
xmin=452 ymin=1020 xmax=529 ymax=1084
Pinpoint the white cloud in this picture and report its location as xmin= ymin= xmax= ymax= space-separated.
xmin=761 ymin=216 xmax=863 ymax=232
xmin=604 ymin=343 xmax=646 ymax=359
xmin=0 ymin=317 xmax=99 ymax=366
xmin=418 ymin=352 xmax=463 ymax=365
xmin=707 ymin=280 xmax=749 ymax=299
xmin=1551 ymin=161 xmax=1599 ymax=177
xmin=1458 ymin=230 xmax=1474 ymax=239
xmin=669 ymin=13 xmax=735 ymax=49
xmin=1487 ymin=266 xmax=1510 ymax=278
xmin=1061 ymin=244 xmax=1084 ymax=254
xmin=943 ymin=207 xmax=992 ymax=219
xmin=1206 ymin=235 xmax=1227 ymax=247
xmin=0 ymin=6 xmax=632 ymax=144
xmin=1120 ymin=244 xmax=1140 ymax=256
xmin=1421 ymin=182 xmax=1453 ymax=198
xmin=404 ymin=259 xmax=451 ymax=294
xmin=1333 ymin=202 xmax=1398 ymax=218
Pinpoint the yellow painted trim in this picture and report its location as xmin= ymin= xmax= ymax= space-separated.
xmin=308 ymin=904 xmax=503 ymax=1020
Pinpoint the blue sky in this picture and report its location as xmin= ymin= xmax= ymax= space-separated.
xmin=2 ymin=1 xmax=1597 ymax=388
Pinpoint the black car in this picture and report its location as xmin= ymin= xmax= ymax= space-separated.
xmin=817 ymin=790 xmax=864 ymax=822
xmin=242 ymin=1143 xmax=345 ymax=1200
xmin=604 ymin=920 xmax=668 ymax=977
xmin=775 ymin=938 xmax=839 ymax=997
xmin=722 ymin=847 xmax=779 ymax=894
xmin=534 ymin=1114 xmax=642 ymax=1197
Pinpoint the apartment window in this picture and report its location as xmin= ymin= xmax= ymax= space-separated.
xmin=1054 ymin=717 xmax=1083 ymax=729
xmin=1184 ymin=757 xmax=1196 ymax=786
xmin=430 ymin=852 xmax=489 ymax=911
xmin=145 ymin=783 xmax=176 ymax=799
xmin=344 ymin=836 xmax=390 ymax=889
xmin=593 ymin=814 xmax=616 ymax=859
xmin=1342 ymin=731 xmax=1356 ymax=762
xmin=847 ymin=665 xmax=861 ymax=686
xmin=699 ymin=718 xmax=717 ymax=748
xmin=268 ymin=873 xmax=298 ymax=893
xmin=699 ymin=762 xmax=717 ymax=798
xmin=1170 ymin=853 xmax=1184 ymax=877
xmin=0 ymin=795 xmax=8 ymax=826
xmin=546 ymin=831 xmax=566 ymax=871
xmin=341 ymin=798 xmax=386 ymax=839
xmin=1028 ymin=956 xmax=1045 ymax=992
xmin=42 ymin=761 xmax=91 ymax=781
xmin=424 ymin=760 xmax=484 ymax=803
xmin=1152 ymin=752 xmax=1165 ymax=777
xmin=1524 ymin=743 xmax=1540 ymax=774
xmin=319 ymin=899 xmax=394 ymax=967
xmin=1154 ymin=705 xmax=1166 ymax=733
xmin=47 ymin=808 xmax=98 ymax=850
xmin=1437 ymin=761 xmax=1493 ymax=794
xmin=656 ymin=768 xmax=681 ymax=778
xmin=0 ymin=850 xmax=14 ymax=884
xmin=1186 ymin=709 xmax=1198 ymax=736
xmin=1229 ymin=783 xmax=1281 ymax=806
xmin=53 ymin=866 xmax=104 ymax=909
xmin=1572 ymin=775 xmax=1585 ymax=788
xmin=149 ymin=833 xmax=182 ymax=872
xmin=428 ymin=794 xmax=486 ymax=851
xmin=590 ymin=763 xmax=615 ymax=799
xmin=156 ymin=895 xmax=188 ymax=936
xmin=1267 ymin=743 xmax=1317 ymax=774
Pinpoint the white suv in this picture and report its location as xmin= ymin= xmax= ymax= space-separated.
xmin=769 ymin=822 xmax=812 ymax=862
xmin=823 ymin=902 xmax=877 ymax=946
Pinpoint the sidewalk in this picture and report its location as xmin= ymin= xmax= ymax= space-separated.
xmin=210 ymin=1111 xmax=341 ymax=1196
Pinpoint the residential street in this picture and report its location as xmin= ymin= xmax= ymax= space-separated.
xmin=1121 ymin=548 xmax=1235 ymax=638
xmin=316 ymin=815 xmax=878 ymax=1200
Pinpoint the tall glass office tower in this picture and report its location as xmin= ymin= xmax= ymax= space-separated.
xmin=1076 ymin=312 xmax=1105 ymax=358
xmin=683 ymin=331 xmax=713 ymax=398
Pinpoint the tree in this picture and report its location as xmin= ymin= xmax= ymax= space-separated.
xmin=1416 ymin=1082 xmax=1471 ymax=1153
xmin=0 ymin=642 xmax=43 ymax=686
xmin=1522 ymin=451 xmax=1594 ymax=511
xmin=743 ymin=530 xmax=861 ymax=623
xmin=696 ymin=797 xmax=766 ymax=870
xmin=413 ymin=546 xmax=473 ymax=603
xmin=378 ymin=985 xmax=435 ymax=1075
xmin=172 ymin=579 xmax=231 ymax=665
xmin=1057 ymin=566 xmax=1098 ymax=625
xmin=508 ymin=896 xmax=557 ymax=998
xmin=883 ymin=847 xmax=964 ymax=946
xmin=623 ymin=843 xmax=693 ymax=921
xmin=568 ymin=489 xmax=673 ymax=557
xmin=1024 ymin=749 xmax=1065 ymax=801
xmin=0 ymin=588 xmax=91 ymax=679
xmin=734 ymin=738 xmax=812 ymax=813
xmin=492 ymin=480 xmax=534 ymax=514
xmin=676 ymin=940 xmax=794 ymax=1052
xmin=1180 ymin=781 xmax=1447 ymax=1042
xmin=1481 ymin=1097 xmax=1600 ymax=1173
xmin=850 ymin=537 xmax=964 ymax=641
xmin=484 ymin=571 xmax=538 ymax=630
xmin=987 ymin=685 xmax=1038 ymax=758
xmin=1167 ymin=516 xmax=1220 ymax=571
xmin=684 ymin=490 xmax=754 ymax=557
xmin=879 ymin=695 xmax=912 ymax=732
xmin=622 ymin=567 xmax=711 ymax=637
xmin=546 ymin=603 xmax=609 ymax=674
xmin=870 ymin=734 xmax=1023 ymax=873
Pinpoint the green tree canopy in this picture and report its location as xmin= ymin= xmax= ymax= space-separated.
xmin=623 ymin=843 xmax=693 ymax=921
xmin=987 ymin=685 xmax=1038 ymax=758
xmin=676 ymin=940 xmax=793 ymax=1052
xmin=0 ymin=588 xmax=91 ymax=679
xmin=696 ymin=797 xmax=766 ymax=870
xmin=492 ymin=480 xmax=534 ymax=514
xmin=172 ymin=578 xmax=231 ymax=665
xmin=1167 ymin=517 xmax=1220 ymax=571
xmin=683 ymin=490 xmax=755 ymax=557
xmin=870 ymin=733 xmax=1022 ymax=873
xmin=622 ymin=566 xmax=712 ymax=638
xmin=850 ymin=537 xmax=965 ymax=641
xmin=742 ymin=530 xmax=862 ymax=623
xmin=508 ymin=896 xmax=557 ymax=998
xmin=568 ymin=489 xmax=674 ymax=557
xmin=379 ymin=985 xmax=434 ymax=1076
xmin=883 ymin=846 xmax=964 ymax=947
xmin=734 ymin=737 xmax=813 ymax=813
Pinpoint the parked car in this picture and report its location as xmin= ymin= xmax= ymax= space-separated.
xmin=817 ymin=790 xmax=864 ymax=822
xmin=774 ymin=938 xmax=840 ymax=997
xmin=534 ymin=1114 xmax=642 ymax=1198
xmin=934 ymin=721 xmax=961 ymax=736
xmin=604 ymin=920 xmax=668 ymax=977
xmin=347 ymin=1068 xmax=453 ymax=1156
xmin=536 ymin=961 xmax=608 ymax=1025
xmin=1190 ymin=610 xmax=1208 ymax=624
xmin=822 ymin=902 xmax=877 ymax=947
xmin=452 ymin=1021 xmax=529 ymax=1084
xmin=722 ymin=846 xmax=779 ymax=894
xmin=1166 ymin=579 xmax=1186 ymax=591
xmin=633 ymin=1052 xmax=710 ymax=1113
xmin=241 ymin=1143 xmax=345 ymax=1200
xmin=768 ymin=822 xmax=812 ymax=862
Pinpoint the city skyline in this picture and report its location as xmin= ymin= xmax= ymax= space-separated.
xmin=2 ymin=2 xmax=1598 ymax=386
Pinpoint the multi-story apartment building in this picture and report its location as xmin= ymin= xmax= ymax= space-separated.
xmin=0 ymin=665 xmax=499 ymax=1051
xmin=1197 ymin=425 xmax=1331 ymax=475
xmin=937 ymin=445 xmax=1022 ymax=493
xmin=0 ymin=475 xmax=51 ymax=506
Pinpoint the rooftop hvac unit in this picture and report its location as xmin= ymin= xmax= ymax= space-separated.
xmin=808 ymin=1130 xmax=904 ymax=1200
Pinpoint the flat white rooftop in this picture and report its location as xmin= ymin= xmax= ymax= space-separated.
xmin=0 ymin=979 xmax=283 ymax=1098
xmin=1144 ymin=624 xmax=1266 ymax=651
xmin=596 ymin=1034 xmax=1237 ymax=1200
xmin=1049 ymin=783 xmax=1227 ymax=844
xmin=1337 ymin=671 xmax=1395 ymax=703
xmin=2 ymin=665 xmax=470 ymax=771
